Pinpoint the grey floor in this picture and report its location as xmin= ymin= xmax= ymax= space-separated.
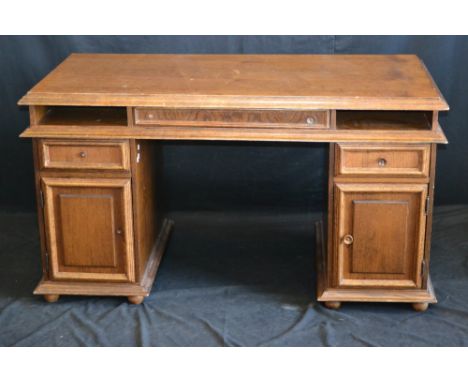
xmin=1 ymin=206 xmax=468 ymax=346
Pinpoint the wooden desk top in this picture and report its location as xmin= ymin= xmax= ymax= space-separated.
xmin=19 ymin=54 xmax=448 ymax=111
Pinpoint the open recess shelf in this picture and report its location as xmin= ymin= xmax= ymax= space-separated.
xmin=37 ymin=106 xmax=127 ymax=127
xmin=336 ymin=111 xmax=433 ymax=130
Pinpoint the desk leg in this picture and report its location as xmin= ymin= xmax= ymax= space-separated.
xmin=128 ymin=296 xmax=145 ymax=305
xmin=44 ymin=294 xmax=60 ymax=303
xmin=412 ymin=302 xmax=429 ymax=312
xmin=324 ymin=301 xmax=341 ymax=310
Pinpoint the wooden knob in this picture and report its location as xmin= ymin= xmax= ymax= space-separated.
xmin=116 ymin=228 xmax=123 ymax=235
xmin=147 ymin=113 xmax=154 ymax=119
xmin=79 ymin=151 xmax=87 ymax=158
xmin=343 ymin=234 xmax=354 ymax=245
xmin=306 ymin=117 xmax=316 ymax=126
xmin=378 ymin=158 xmax=387 ymax=167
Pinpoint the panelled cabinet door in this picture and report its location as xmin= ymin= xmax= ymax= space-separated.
xmin=41 ymin=177 xmax=135 ymax=282
xmin=335 ymin=183 xmax=427 ymax=288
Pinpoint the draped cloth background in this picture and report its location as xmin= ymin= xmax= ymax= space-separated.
xmin=1 ymin=36 xmax=467 ymax=212
xmin=0 ymin=36 xmax=467 ymax=346
xmin=1 ymin=206 xmax=467 ymax=346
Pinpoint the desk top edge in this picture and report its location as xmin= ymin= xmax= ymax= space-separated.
xmin=18 ymin=54 xmax=449 ymax=111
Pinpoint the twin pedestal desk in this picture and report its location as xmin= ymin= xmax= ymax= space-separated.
xmin=19 ymin=54 xmax=449 ymax=311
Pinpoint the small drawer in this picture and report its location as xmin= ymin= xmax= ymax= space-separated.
xmin=336 ymin=144 xmax=430 ymax=177
xmin=39 ymin=140 xmax=130 ymax=171
xmin=134 ymin=108 xmax=330 ymax=129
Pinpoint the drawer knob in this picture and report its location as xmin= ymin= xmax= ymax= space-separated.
xmin=116 ymin=228 xmax=123 ymax=235
xmin=146 ymin=113 xmax=154 ymax=119
xmin=306 ymin=117 xmax=316 ymax=126
xmin=79 ymin=151 xmax=87 ymax=158
xmin=343 ymin=234 xmax=354 ymax=245
xmin=378 ymin=158 xmax=387 ymax=167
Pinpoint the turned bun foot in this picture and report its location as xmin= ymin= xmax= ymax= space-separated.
xmin=412 ymin=302 xmax=429 ymax=312
xmin=324 ymin=301 xmax=341 ymax=310
xmin=44 ymin=294 xmax=60 ymax=303
xmin=128 ymin=296 xmax=145 ymax=305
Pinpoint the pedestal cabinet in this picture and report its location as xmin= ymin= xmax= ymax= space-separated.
xmin=317 ymin=142 xmax=439 ymax=311
xmin=18 ymin=54 xmax=448 ymax=310
xmin=30 ymin=137 xmax=173 ymax=304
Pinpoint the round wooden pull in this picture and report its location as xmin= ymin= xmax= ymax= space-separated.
xmin=306 ymin=117 xmax=316 ymax=126
xmin=79 ymin=151 xmax=87 ymax=158
xmin=116 ymin=228 xmax=123 ymax=235
xmin=343 ymin=234 xmax=354 ymax=245
xmin=147 ymin=113 xmax=154 ymax=119
xmin=378 ymin=158 xmax=387 ymax=167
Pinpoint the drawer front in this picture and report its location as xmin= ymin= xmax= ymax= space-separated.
xmin=40 ymin=140 xmax=130 ymax=171
xmin=336 ymin=144 xmax=430 ymax=177
xmin=134 ymin=108 xmax=330 ymax=129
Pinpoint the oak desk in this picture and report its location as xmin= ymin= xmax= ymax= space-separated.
xmin=19 ymin=54 xmax=449 ymax=311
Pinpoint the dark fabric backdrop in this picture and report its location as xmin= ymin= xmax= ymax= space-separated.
xmin=1 ymin=36 xmax=467 ymax=213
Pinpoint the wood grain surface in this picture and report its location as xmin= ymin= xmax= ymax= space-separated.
xmin=18 ymin=54 xmax=449 ymax=110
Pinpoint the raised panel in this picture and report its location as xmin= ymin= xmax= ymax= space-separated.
xmin=42 ymin=177 xmax=135 ymax=282
xmin=352 ymin=200 xmax=408 ymax=274
xmin=59 ymin=194 xmax=117 ymax=267
xmin=335 ymin=183 xmax=427 ymax=288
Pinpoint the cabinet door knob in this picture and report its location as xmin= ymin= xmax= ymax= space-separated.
xmin=343 ymin=234 xmax=354 ymax=245
xmin=116 ymin=228 xmax=123 ymax=235
xmin=306 ymin=117 xmax=316 ymax=126
xmin=378 ymin=158 xmax=387 ymax=167
xmin=79 ymin=151 xmax=87 ymax=158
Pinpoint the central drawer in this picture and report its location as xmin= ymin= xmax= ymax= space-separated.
xmin=336 ymin=144 xmax=430 ymax=177
xmin=134 ymin=108 xmax=330 ymax=129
